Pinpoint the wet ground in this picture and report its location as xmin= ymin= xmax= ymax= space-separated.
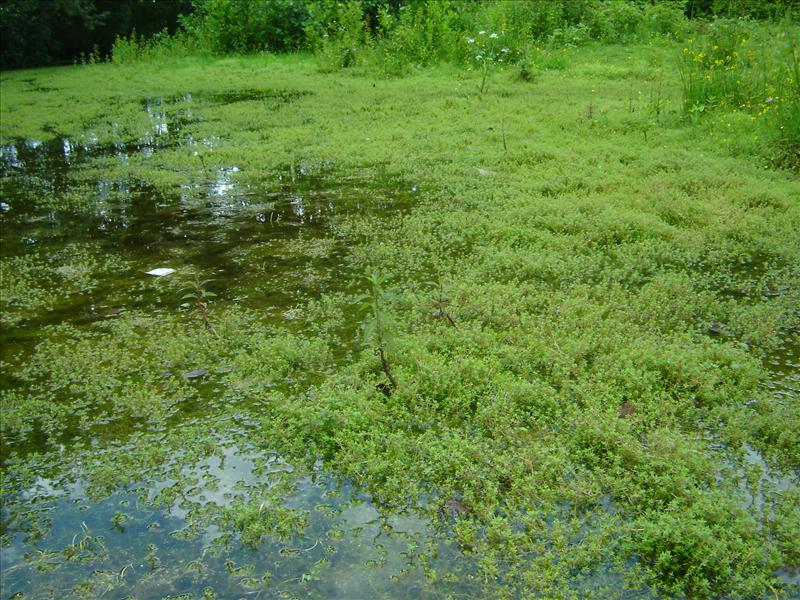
xmin=1 ymin=84 xmax=798 ymax=599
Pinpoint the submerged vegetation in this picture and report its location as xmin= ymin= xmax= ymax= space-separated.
xmin=1 ymin=1 xmax=799 ymax=599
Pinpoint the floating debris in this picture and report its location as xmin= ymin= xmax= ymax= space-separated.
xmin=443 ymin=498 xmax=470 ymax=516
xmin=146 ymin=268 xmax=175 ymax=277
xmin=183 ymin=368 xmax=208 ymax=379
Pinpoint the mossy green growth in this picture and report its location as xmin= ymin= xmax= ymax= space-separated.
xmin=1 ymin=30 xmax=799 ymax=599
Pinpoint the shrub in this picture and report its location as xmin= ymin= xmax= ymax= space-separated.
xmin=548 ymin=23 xmax=591 ymax=48
xmin=380 ymin=0 xmax=464 ymax=67
xmin=310 ymin=0 xmax=370 ymax=71
xmin=642 ymin=1 xmax=689 ymax=38
xmin=688 ymin=0 xmax=799 ymax=20
xmin=180 ymin=0 xmax=310 ymax=54
xmin=475 ymin=0 xmax=596 ymax=51
xmin=590 ymin=0 xmax=646 ymax=41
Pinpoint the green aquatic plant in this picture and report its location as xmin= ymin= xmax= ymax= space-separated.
xmin=110 ymin=510 xmax=129 ymax=532
xmin=357 ymin=271 xmax=399 ymax=392
xmin=180 ymin=276 xmax=220 ymax=338
xmin=146 ymin=542 xmax=160 ymax=571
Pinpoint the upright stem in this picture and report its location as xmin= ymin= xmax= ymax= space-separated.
xmin=480 ymin=60 xmax=489 ymax=94
xmin=372 ymin=286 xmax=397 ymax=390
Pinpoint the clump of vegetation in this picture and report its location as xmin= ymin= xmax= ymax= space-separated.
xmin=626 ymin=492 xmax=779 ymax=597
xmin=680 ymin=17 xmax=800 ymax=168
xmin=110 ymin=28 xmax=202 ymax=64
xmin=223 ymin=497 xmax=308 ymax=547
xmin=307 ymin=0 xmax=371 ymax=72
xmin=180 ymin=0 xmax=309 ymax=54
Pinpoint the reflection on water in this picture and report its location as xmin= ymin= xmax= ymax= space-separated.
xmin=0 ymin=441 xmax=475 ymax=599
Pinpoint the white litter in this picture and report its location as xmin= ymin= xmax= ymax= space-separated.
xmin=146 ymin=268 xmax=175 ymax=277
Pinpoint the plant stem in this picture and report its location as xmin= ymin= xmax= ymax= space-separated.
xmin=378 ymin=345 xmax=398 ymax=390
xmin=480 ymin=61 xmax=489 ymax=94
xmin=371 ymin=283 xmax=397 ymax=390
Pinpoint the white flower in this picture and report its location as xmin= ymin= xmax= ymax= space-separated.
xmin=490 ymin=32 xmax=498 ymax=39
xmin=467 ymin=37 xmax=475 ymax=44
xmin=501 ymin=47 xmax=509 ymax=53
xmin=479 ymin=30 xmax=486 ymax=35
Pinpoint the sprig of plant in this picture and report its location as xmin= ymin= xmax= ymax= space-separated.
xmin=356 ymin=272 xmax=398 ymax=392
xmin=145 ymin=543 xmax=160 ymax=571
xmin=467 ymin=30 xmax=512 ymax=95
xmin=432 ymin=281 xmax=458 ymax=328
xmin=180 ymin=276 xmax=220 ymax=338
xmin=111 ymin=510 xmax=129 ymax=532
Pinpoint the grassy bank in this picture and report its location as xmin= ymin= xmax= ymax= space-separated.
xmin=1 ymin=37 xmax=799 ymax=599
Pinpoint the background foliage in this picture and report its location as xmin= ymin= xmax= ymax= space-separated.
xmin=2 ymin=0 xmax=798 ymax=69
xmin=0 ymin=0 xmax=192 ymax=69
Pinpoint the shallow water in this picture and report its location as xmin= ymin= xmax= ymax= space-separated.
xmin=0 ymin=125 xmax=411 ymax=369
xmin=0 ymin=93 xmax=449 ymax=598
xmin=1 ymin=438 xmax=479 ymax=599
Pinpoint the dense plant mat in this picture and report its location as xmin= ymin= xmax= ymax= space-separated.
xmin=1 ymin=40 xmax=798 ymax=599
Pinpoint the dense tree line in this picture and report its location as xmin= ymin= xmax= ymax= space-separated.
xmin=0 ymin=0 xmax=796 ymax=70
xmin=0 ymin=0 xmax=191 ymax=69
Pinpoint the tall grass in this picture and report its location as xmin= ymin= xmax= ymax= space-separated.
xmin=680 ymin=18 xmax=800 ymax=168
xmin=111 ymin=29 xmax=205 ymax=65
xmin=304 ymin=0 xmax=688 ymax=76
